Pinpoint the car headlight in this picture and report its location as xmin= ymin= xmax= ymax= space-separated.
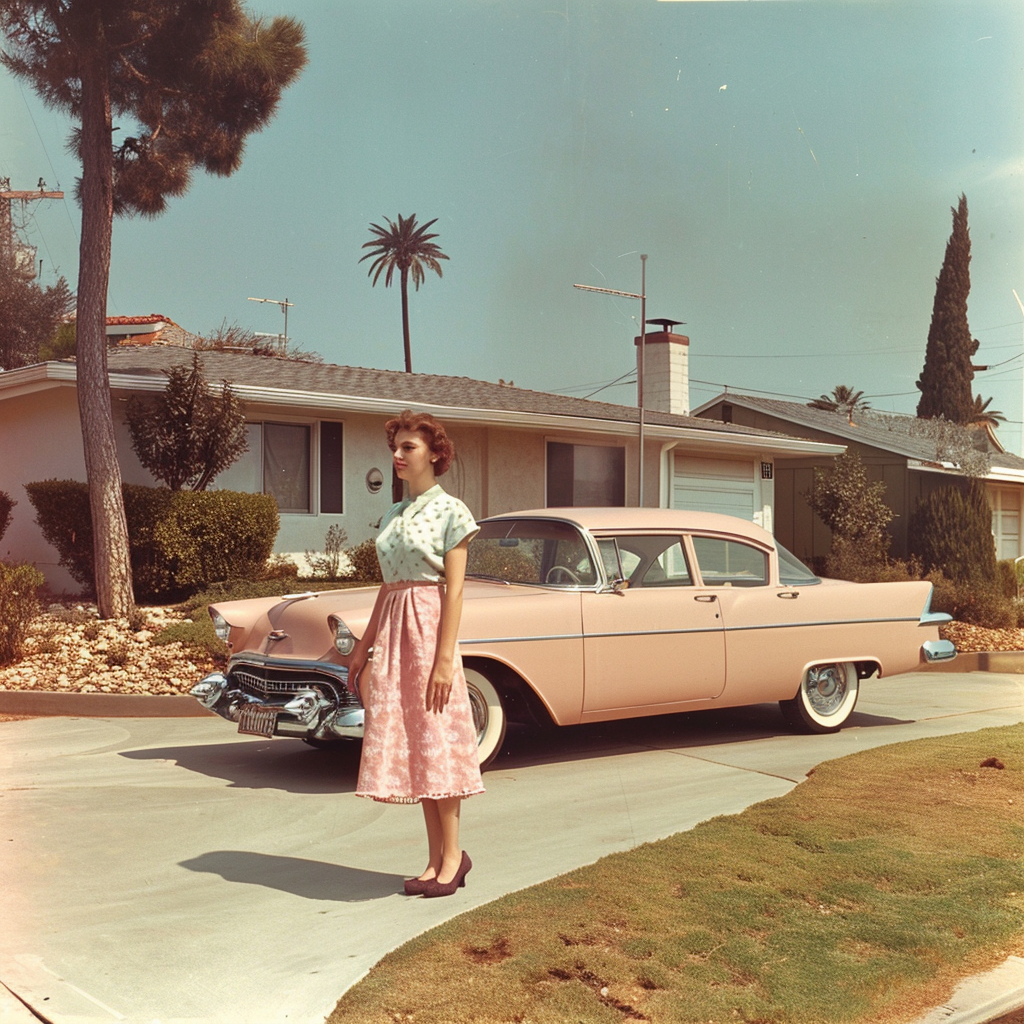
xmin=329 ymin=615 xmax=356 ymax=655
xmin=210 ymin=610 xmax=231 ymax=643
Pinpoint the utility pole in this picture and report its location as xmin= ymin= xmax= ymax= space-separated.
xmin=0 ymin=179 xmax=64 ymax=276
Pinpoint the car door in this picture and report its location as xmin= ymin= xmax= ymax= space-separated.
xmin=687 ymin=533 xmax=806 ymax=700
xmin=581 ymin=534 xmax=726 ymax=716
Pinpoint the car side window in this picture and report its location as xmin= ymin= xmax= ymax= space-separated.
xmin=691 ymin=536 xmax=768 ymax=587
xmin=600 ymin=535 xmax=693 ymax=588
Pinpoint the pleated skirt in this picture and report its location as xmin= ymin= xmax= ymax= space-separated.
xmin=355 ymin=582 xmax=485 ymax=804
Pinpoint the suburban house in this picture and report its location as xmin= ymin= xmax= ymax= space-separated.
xmin=0 ymin=323 xmax=844 ymax=591
xmin=692 ymin=392 xmax=1024 ymax=567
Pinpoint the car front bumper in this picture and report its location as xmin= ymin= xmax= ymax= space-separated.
xmin=190 ymin=655 xmax=365 ymax=742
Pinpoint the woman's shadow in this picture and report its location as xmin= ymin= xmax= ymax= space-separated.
xmin=180 ymin=850 xmax=405 ymax=901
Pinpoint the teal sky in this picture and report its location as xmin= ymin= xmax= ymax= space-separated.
xmin=2 ymin=1 xmax=1023 ymax=441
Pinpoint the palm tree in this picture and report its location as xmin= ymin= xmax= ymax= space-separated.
xmin=969 ymin=395 xmax=1006 ymax=427
xmin=360 ymin=214 xmax=449 ymax=373
xmin=807 ymin=385 xmax=871 ymax=425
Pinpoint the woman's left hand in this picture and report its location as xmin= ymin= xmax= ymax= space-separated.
xmin=426 ymin=661 xmax=454 ymax=713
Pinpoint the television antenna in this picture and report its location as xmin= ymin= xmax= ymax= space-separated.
xmin=247 ymin=295 xmax=293 ymax=356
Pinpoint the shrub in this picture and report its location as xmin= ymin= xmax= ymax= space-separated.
xmin=0 ymin=490 xmax=14 ymax=545
xmin=908 ymin=482 xmax=996 ymax=585
xmin=305 ymin=524 xmax=349 ymax=579
xmin=344 ymin=538 xmax=382 ymax=583
xmin=0 ymin=562 xmax=45 ymax=664
xmin=804 ymin=451 xmax=895 ymax=570
xmin=25 ymin=480 xmax=280 ymax=601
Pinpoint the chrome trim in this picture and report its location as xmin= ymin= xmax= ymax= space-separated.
xmin=190 ymin=672 xmax=227 ymax=708
xmin=919 ymin=611 xmax=953 ymax=627
xmin=460 ymin=615 xmax=922 ymax=646
xmin=922 ymin=639 xmax=957 ymax=662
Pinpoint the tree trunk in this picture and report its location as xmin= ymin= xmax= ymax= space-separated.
xmin=77 ymin=52 xmax=135 ymax=618
xmin=400 ymin=267 xmax=412 ymax=373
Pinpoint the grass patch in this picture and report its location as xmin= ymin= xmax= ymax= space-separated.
xmin=329 ymin=725 xmax=1024 ymax=1024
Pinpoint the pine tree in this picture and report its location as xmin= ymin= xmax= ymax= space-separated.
xmin=0 ymin=2 xmax=306 ymax=616
xmin=916 ymin=194 xmax=977 ymax=424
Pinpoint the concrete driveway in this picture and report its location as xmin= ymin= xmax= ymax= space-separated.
xmin=2 ymin=670 xmax=1022 ymax=1024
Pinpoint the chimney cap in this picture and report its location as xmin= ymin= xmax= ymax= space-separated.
xmin=646 ymin=317 xmax=686 ymax=330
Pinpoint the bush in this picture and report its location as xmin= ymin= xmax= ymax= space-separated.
xmin=305 ymin=524 xmax=349 ymax=579
xmin=343 ymin=538 xmax=382 ymax=583
xmin=804 ymin=451 xmax=895 ymax=570
xmin=0 ymin=561 xmax=45 ymax=664
xmin=924 ymin=568 xmax=1017 ymax=628
xmin=25 ymin=480 xmax=280 ymax=601
xmin=0 ymin=490 xmax=14 ymax=545
xmin=908 ymin=482 xmax=997 ymax=585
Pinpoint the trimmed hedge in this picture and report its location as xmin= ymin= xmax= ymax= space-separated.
xmin=25 ymin=480 xmax=279 ymax=601
xmin=0 ymin=490 xmax=14 ymax=545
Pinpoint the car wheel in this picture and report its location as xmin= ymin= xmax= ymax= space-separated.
xmin=465 ymin=666 xmax=507 ymax=769
xmin=780 ymin=661 xmax=859 ymax=734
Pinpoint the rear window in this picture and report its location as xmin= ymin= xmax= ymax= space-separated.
xmin=776 ymin=543 xmax=821 ymax=586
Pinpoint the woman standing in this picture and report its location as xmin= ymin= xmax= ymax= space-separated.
xmin=348 ymin=410 xmax=484 ymax=897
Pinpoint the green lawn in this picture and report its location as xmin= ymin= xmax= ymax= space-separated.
xmin=330 ymin=724 xmax=1024 ymax=1024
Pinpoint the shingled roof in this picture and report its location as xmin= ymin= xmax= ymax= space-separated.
xmin=695 ymin=392 xmax=1024 ymax=475
xmin=99 ymin=346 xmax=830 ymax=449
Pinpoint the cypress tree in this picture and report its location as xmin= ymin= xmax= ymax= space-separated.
xmin=916 ymin=194 xmax=978 ymax=424
xmin=907 ymin=482 xmax=996 ymax=584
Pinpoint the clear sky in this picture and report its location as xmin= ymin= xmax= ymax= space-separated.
xmin=2 ymin=1 xmax=1023 ymax=441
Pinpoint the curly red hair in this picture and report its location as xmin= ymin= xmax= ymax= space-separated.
xmin=384 ymin=410 xmax=456 ymax=476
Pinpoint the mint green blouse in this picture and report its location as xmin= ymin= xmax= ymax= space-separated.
xmin=374 ymin=485 xmax=479 ymax=584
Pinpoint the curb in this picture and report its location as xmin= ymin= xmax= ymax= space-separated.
xmin=922 ymin=651 xmax=1024 ymax=675
xmin=0 ymin=690 xmax=212 ymax=718
xmin=910 ymin=956 xmax=1024 ymax=1024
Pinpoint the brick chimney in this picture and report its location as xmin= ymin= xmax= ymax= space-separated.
xmin=635 ymin=318 xmax=690 ymax=417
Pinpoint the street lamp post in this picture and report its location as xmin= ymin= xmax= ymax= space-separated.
xmin=574 ymin=254 xmax=648 ymax=506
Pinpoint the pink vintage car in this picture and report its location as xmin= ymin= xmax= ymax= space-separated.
xmin=190 ymin=508 xmax=955 ymax=766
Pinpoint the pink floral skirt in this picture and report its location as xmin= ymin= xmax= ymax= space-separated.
xmin=355 ymin=582 xmax=485 ymax=804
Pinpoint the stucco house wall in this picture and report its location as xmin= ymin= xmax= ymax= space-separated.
xmin=0 ymin=351 xmax=842 ymax=592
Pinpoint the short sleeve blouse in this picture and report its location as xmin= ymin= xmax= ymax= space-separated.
xmin=374 ymin=484 xmax=479 ymax=584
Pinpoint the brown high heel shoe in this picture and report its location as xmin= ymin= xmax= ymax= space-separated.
xmin=421 ymin=851 xmax=472 ymax=898
xmin=403 ymin=876 xmax=433 ymax=896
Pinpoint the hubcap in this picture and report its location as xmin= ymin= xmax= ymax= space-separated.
xmin=467 ymin=685 xmax=489 ymax=741
xmin=805 ymin=664 xmax=848 ymax=716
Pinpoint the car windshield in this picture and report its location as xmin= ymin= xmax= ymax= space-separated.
xmin=775 ymin=542 xmax=821 ymax=586
xmin=467 ymin=518 xmax=597 ymax=587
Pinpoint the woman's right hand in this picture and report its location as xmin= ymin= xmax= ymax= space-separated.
xmin=347 ymin=647 xmax=370 ymax=699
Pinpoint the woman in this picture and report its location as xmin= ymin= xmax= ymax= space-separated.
xmin=348 ymin=410 xmax=484 ymax=898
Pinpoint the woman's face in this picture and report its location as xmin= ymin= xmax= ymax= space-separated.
xmin=391 ymin=428 xmax=436 ymax=482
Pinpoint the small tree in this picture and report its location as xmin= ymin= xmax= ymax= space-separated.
xmin=0 ymin=253 xmax=74 ymax=369
xmin=804 ymin=450 xmax=894 ymax=568
xmin=916 ymin=194 xmax=977 ymax=424
xmin=908 ymin=482 xmax=996 ymax=585
xmin=126 ymin=354 xmax=249 ymax=491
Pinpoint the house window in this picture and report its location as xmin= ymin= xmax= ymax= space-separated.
xmin=547 ymin=442 xmax=625 ymax=507
xmin=264 ymin=423 xmax=310 ymax=513
xmin=990 ymin=487 xmax=1021 ymax=560
xmin=320 ymin=422 xmax=344 ymax=514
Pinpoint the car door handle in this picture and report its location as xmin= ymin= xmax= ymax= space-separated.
xmin=777 ymin=591 xmax=799 ymax=599
xmin=694 ymin=594 xmax=717 ymax=602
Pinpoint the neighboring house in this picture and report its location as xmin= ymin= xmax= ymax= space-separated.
xmin=692 ymin=393 xmax=1024 ymax=567
xmin=0 ymin=327 xmax=843 ymax=591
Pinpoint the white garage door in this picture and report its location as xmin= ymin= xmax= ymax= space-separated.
xmin=672 ymin=454 xmax=757 ymax=520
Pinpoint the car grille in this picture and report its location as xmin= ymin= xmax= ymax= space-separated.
xmin=229 ymin=665 xmax=359 ymax=709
